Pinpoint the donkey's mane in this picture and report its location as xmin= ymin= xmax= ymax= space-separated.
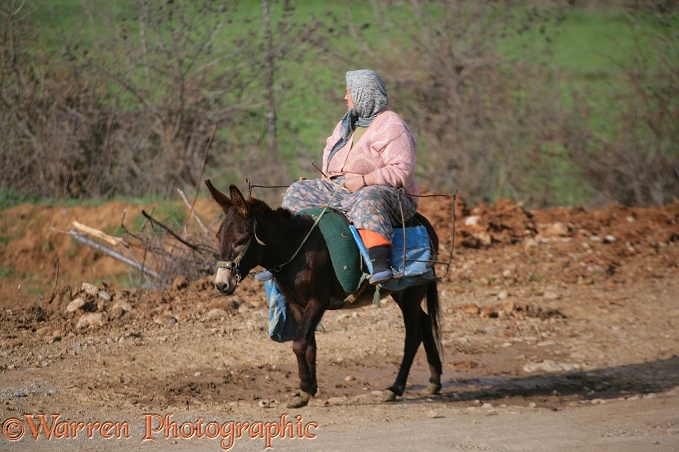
xmin=247 ymin=197 xmax=314 ymax=230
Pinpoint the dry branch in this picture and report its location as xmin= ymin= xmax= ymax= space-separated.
xmin=56 ymin=194 xmax=218 ymax=289
xmin=67 ymin=229 xmax=159 ymax=279
xmin=141 ymin=210 xmax=212 ymax=252
xmin=177 ymin=188 xmax=210 ymax=237
xmin=72 ymin=221 xmax=126 ymax=247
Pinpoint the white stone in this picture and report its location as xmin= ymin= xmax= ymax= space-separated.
xmin=523 ymin=360 xmax=580 ymax=373
xmin=154 ymin=313 xmax=177 ymax=326
xmin=66 ymin=297 xmax=86 ymax=313
xmin=81 ymin=282 xmax=99 ymax=296
xmin=464 ymin=216 xmax=481 ymax=226
xmin=76 ymin=312 xmax=107 ymax=329
xmin=110 ymin=301 xmax=132 ymax=318
xmin=206 ymin=308 xmax=228 ymax=320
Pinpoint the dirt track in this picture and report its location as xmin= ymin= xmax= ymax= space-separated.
xmin=1 ymin=195 xmax=678 ymax=451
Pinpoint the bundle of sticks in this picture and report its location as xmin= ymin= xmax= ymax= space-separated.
xmin=60 ymin=189 xmax=218 ymax=290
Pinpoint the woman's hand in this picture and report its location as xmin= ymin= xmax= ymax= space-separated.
xmin=343 ymin=175 xmax=368 ymax=193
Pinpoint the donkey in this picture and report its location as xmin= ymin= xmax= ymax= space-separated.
xmin=205 ymin=180 xmax=442 ymax=408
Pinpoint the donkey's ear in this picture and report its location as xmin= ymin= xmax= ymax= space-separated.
xmin=205 ymin=179 xmax=233 ymax=212
xmin=229 ymin=185 xmax=249 ymax=218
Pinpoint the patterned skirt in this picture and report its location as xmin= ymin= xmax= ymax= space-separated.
xmin=281 ymin=177 xmax=417 ymax=242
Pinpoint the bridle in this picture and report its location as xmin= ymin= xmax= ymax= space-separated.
xmin=215 ymin=219 xmax=265 ymax=282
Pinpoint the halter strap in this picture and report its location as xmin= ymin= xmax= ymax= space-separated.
xmin=215 ymin=219 xmax=264 ymax=281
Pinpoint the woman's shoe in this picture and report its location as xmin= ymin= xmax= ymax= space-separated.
xmin=368 ymin=245 xmax=393 ymax=285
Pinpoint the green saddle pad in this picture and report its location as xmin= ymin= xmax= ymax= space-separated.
xmin=299 ymin=207 xmax=362 ymax=294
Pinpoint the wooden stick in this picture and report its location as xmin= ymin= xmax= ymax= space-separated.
xmin=72 ymin=221 xmax=126 ymax=247
xmin=67 ymin=230 xmax=159 ymax=279
xmin=53 ymin=257 xmax=59 ymax=290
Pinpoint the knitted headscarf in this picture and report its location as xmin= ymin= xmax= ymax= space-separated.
xmin=326 ymin=70 xmax=389 ymax=167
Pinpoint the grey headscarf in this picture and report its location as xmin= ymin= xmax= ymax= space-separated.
xmin=326 ymin=70 xmax=389 ymax=166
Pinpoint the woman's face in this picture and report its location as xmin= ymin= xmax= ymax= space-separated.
xmin=344 ymin=86 xmax=355 ymax=111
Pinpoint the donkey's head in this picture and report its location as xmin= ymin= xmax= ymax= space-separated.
xmin=205 ymin=180 xmax=264 ymax=295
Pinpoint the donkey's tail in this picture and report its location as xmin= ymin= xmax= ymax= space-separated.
xmin=426 ymin=279 xmax=443 ymax=356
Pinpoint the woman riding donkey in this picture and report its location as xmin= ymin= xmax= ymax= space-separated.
xmin=275 ymin=69 xmax=419 ymax=285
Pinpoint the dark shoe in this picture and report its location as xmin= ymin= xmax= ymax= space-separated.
xmin=368 ymin=245 xmax=393 ymax=285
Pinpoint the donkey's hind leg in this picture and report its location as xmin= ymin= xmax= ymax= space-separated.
xmin=386 ymin=286 xmax=428 ymax=400
xmin=419 ymin=308 xmax=442 ymax=395
xmin=421 ymin=281 xmax=443 ymax=395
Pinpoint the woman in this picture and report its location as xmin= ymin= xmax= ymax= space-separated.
xmin=282 ymin=69 xmax=419 ymax=285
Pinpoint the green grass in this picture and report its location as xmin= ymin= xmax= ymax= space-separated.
xmin=0 ymin=188 xmax=120 ymax=211
xmin=114 ymin=201 xmax=190 ymax=237
xmin=504 ymin=8 xmax=675 ymax=117
xmin=0 ymin=266 xmax=13 ymax=279
xmin=28 ymin=2 xmax=646 ymax=141
xmin=0 ymin=189 xmax=40 ymax=210
xmin=104 ymin=271 xmax=146 ymax=289
xmin=500 ymin=7 xmax=646 ymax=67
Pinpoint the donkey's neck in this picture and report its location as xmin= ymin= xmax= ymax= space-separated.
xmin=253 ymin=204 xmax=314 ymax=270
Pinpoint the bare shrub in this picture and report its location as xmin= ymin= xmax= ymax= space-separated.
xmin=562 ymin=12 xmax=679 ymax=206
xmin=65 ymin=0 xmax=270 ymax=198
xmin=1 ymin=1 xmax=108 ymax=197
xmin=1 ymin=0 xmax=320 ymax=200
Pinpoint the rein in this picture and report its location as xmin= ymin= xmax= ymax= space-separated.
xmin=270 ymin=185 xmax=341 ymax=273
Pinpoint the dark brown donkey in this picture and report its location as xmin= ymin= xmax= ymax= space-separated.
xmin=205 ymin=180 xmax=443 ymax=408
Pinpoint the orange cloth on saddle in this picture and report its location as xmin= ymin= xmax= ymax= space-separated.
xmin=358 ymin=229 xmax=391 ymax=248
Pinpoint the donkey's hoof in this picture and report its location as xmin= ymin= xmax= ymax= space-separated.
xmin=423 ymin=382 xmax=442 ymax=396
xmin=287 ymin=391 xmax=312 ymax=408
xmin=382 ymin=390 xmax=398 ymax=402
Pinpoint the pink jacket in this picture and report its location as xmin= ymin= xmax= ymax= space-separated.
xmin=322 ymin=110 xmax=419 ymax=198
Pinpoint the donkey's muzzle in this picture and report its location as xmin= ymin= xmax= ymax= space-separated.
xmin=215 ymin=280 xmax=236 ymax=295
xmin=215 ymin=267 xmax=238 ymax=295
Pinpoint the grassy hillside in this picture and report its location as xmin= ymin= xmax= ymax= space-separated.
xmin=5 ymin=0 xmax=677 ymax=208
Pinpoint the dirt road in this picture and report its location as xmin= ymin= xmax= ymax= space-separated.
xmin=1 ymin=196 xmax=678 ymax=450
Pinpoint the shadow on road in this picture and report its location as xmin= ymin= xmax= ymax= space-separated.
xmin=428 ymin=355 xmax=679 ymax=404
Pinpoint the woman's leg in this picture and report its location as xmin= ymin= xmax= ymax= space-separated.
xmin=342 ymin=186 xmax=417 ymax=284
xmin=282 ymin=179 xmax=344 ymax=213
xmin=341 ymin=185 xmax=417 ymax=241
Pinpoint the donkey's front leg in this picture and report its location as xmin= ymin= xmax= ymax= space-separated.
xmin=288 ymin=300 xmax=324 ymax=408
xmin=289 ymin=334 xmax=317 ymax=408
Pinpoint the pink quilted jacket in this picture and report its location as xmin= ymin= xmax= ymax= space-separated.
xmin=322 ymin=110 xmax=419 ymax=199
